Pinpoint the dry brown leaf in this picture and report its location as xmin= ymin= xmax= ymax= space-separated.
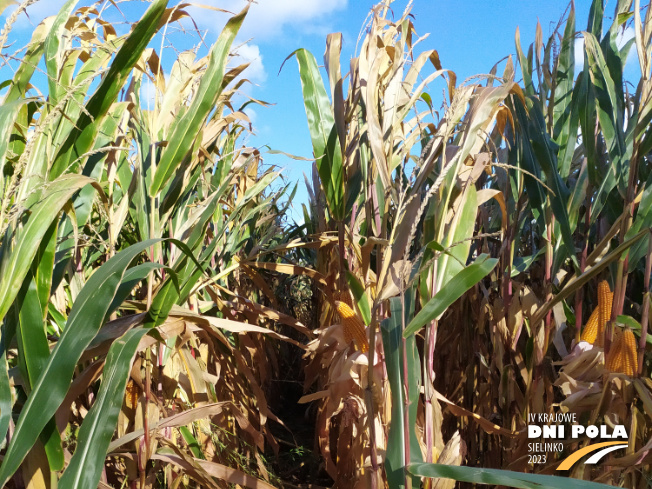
xmin=432 ymin=431 xmax=467 ymax=489
xmin=153 ymin=452 xmax=276 ymax=489
xmin=434 ymin=390 xmax=522 ymax=437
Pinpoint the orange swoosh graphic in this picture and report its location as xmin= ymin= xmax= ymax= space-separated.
xmin=557 ymin=441 xmax=626 ymax=470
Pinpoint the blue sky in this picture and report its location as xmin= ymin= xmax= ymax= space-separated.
xmin=217 ymin=0 xmax=598 ymax=219
xmin=2 ymin=0 xmax=639 ymax=221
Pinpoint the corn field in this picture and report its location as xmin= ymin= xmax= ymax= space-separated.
xmin=0 ymin=0 xmax=650 ymax=487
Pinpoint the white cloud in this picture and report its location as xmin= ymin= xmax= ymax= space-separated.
xmin=243 ymin=106 xmax=257 ymax=124
xmin=231 ymin=43 xmax=266 ymax=84
xmin=574 ymin=37 xmax=585 ymax=73
xmin=6 ymin=0 xmax=66 ymax=30
xmin=25 ymin=1 xmax=66 ymax=18
xmin=616 ymin=26 xmax=635 ymax=50
xmin=574 ymin=26 xmax=638 ymax=76
xmin=140 ymin=77 xmax=156 ymax=109
xmin=617 ymin=26 xmax=639 ymax=73
xmin=188 ymin=0 xmax=348 ymax=41
xmin=7 ymin=0 xmax=347 ymax=40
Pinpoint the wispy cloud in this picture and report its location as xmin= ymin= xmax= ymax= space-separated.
xmin=243 ymin=106 xmax=258 ymax=124
xmin=188 ymin=0 xmax=348 ymax=42
xmin=231 ymin=42 xmax=266 ymax=84
xmin=574 ymin=26 xmax=638 ymax=75
xmin=574 ymin=37 xmax=585 ymax=72
xmin=140 ymin=77 xmax=156 ymax=109
xmin=7 ymin=0 xmax=66 ymax=30
xmin=184 ymin=0 xmax=348 ymax=95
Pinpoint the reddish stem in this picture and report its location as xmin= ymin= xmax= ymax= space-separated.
xmin=637 ymin=232 xmax=652 ymax=376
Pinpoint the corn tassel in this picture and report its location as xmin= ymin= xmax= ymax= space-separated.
xmin=336 ymin=300 xmax=369 ymax=353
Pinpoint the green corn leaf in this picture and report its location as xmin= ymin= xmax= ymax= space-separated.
xmin=47 ymin=37 xmax=124 ymax=157
xmin=509 ymin=97 xmax=545 ymax=209
xmin=144 ymin=196 xmax=219 ymax=328
xmin=566 ymin=159 xmax=588 ymax=234
xmin=50 ymin=0 xmax=168 ymax=179
xmin=511 ymin=249 xmax=546 ymax=277
xmin=616 ymin=315 xmax=642 ymax=331
xmin=516 ymin=96 xmax=578 ymax=270
xmin=0 ymin=239 xmax=159 ymax=486
xmin=0 ymin=175 xmax=94 ymax=326
xmin=107 ymin=262 xmax=174 ymax=319
xmin=150 ymin=7 xmax=247 ymax=196
xmin=0 ymin=323 xmax=14 ymax=445
xmin=0 ymin=99 xmax=30 ymax=195
xmin=44 ymin=0 xmax=79 ymax=104
xmin=437 ymin=185 xmax=477 ymax=288
xmin=0 ymin=100 xmax=28 ymax=163
xmin=179 ymin=426 xmax=204 ymax=459
xmin=4 ymin=20 xmax=49 ymax=102
xmin=515 ymin=28 xmax=534 ymax=95
xmin=587 ymin=0 xmax=603 ymax=37
xmin=74 ymin=102 xmax=130 ymax=228
xmin=59 ymin=326 xmax=149 ymax=489
xmin=530 ymin=228 xmax=649 ymax=327
xmin=292 ymin=48 xmax=344 ymax=221
xmin=625 ymin=173 xmax=652 ymax=271
xmin=583 ymin=32 xmax=628 ymax=201
xmin=409 ymin=463 xmax=617 ymax=489
xmin=381 ymin=293 xmax=421 ymax=489
xmin=404 ymin=255 xmax=498 ymax=337
xmin=345 ymin=272 xmax=371 ymax=326
xmin=551 ymin=4 xmax=575 ymax=140
xmin=552 ymin=4 xmax=578 ymax=178
xmin=16 ymin=258 xmax=64 ymax=471
xmin=556 ymin=78 xmax=582 ymax=180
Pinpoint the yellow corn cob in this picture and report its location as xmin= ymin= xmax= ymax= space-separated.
xmin=605 ymin=327 xmax=623 ymax=373
xmin=581 ymin=307 xmax=600 ymax=344
xmin=596 ymin=280 xmax=613 ymax=348
xmin=336 ymin=292 xmax=355 ymax=345
xmin=336 ymin=300 xmax=369 ymax=353
xmin=605 ymin=327 xmax=638 ymax=376
xmin=620 ymin=328 xmax=637 ymax=377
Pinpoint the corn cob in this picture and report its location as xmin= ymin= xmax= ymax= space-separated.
xmin=596 ymin=280 xmax=613 ymax=348
xmin=605 ymin=327 xmax=638 ymax=376
xmin=336 ymin=291 xmax=355 ymax=345
xmin=336 ymin=300 xmax=369 ymax=353
xmin=581 ymin=307 xmax=600 ymax=344
xmin=619 ymin=328 xmax=637 ymax=376
xmin=605 ymin=327 xmax=622 ymax=372
xmin=582 ymin=280 xmax=613 ymax=346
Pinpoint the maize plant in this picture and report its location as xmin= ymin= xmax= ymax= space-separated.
xmin=581 ymin=281 xmax=612 ymax=345
xmin=0 ymin=0 xmax=651 ymax=488
xmin=288 ymin=0 xmax=652 ymax=488
xmin=605 ymin=327 xmax=638 ymax=376
xmin=0 ymin=1 xmax=305 ymax=488
xmin=336 ymin=299 xmax=370 ymax=354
